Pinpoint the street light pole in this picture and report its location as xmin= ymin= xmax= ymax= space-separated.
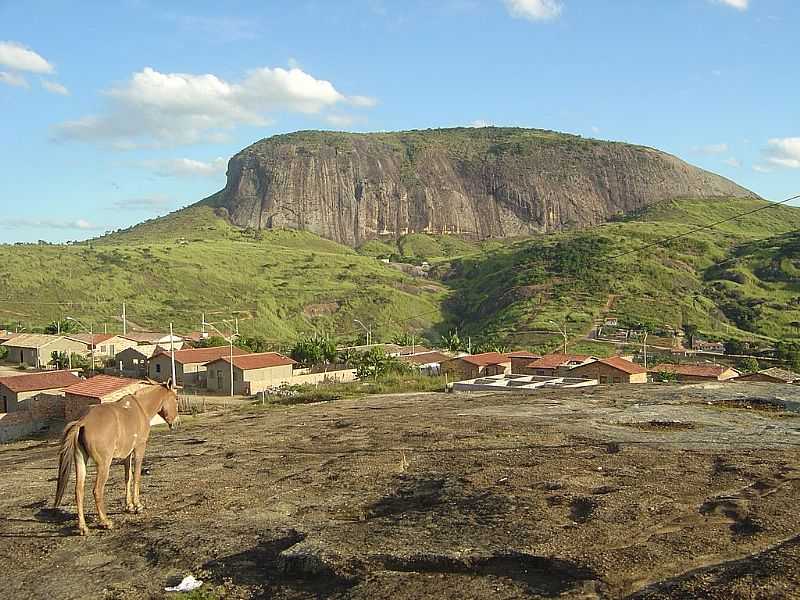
xmin=550 ymin=320 xmax=568 ymax=354
xmin=66 ymin=317 xmax=94 ymax=374
xmin=203 ymin=318 xmax=236 ymax=398
xmin=354 ymin=319 xmax=372 ymax=346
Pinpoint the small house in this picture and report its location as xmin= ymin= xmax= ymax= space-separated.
xmin=395 ymin=345 xmax=431 ymax=356
xmin=205 ymin=352 xmax=296 ymax=395
xmin=148 ymin=346 xmax=250 ymax=386
xmin=734 ymin=367 xmax=800 ymax=385
xmin=122 ymin=331 xmax=185 ymax=349
xmin=0 ymin=370 xmax=80 ymax=413
xmin=441 ymin=352 xmax=512 ymax=381
xmin=1 ymin=334 xmax=89 ymax=368
xmin=649 ymin=363 xmax=740 ymax=383
xmin=115 ymin=345 xmax=162 ymax=378
xmin=63 ymin=375 xmax=145 ymax=421
xmin=519 ymin=354 xmax=595 ymax=377
xmin=400 ymin=351 xmax=453 ymax=376
xmin=506 ymin=351 xmax=542 ymax=375
xmin=569 ymin=356 xmax=648 ymax=384
xmin=67 ymin=334 xmax=138 ymax=359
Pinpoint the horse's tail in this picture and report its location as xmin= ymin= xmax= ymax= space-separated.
xmin=54 ymin=420 xmax=83 ymax=508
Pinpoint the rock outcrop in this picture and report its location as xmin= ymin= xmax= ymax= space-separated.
xmin=211 ymin=127 xmax=757 ymax=246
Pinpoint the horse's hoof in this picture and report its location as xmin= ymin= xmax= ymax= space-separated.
xmin=98 ymin=520 xmax=114 ymax=530
xmin=125 ymin=504 xmax=136 ymax=513
xmin=78 ymin=525 xmax=90 ymax=536
xmin=134 ymin=504 xmax=144 ymax=514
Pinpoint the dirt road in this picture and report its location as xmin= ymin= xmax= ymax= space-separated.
xmin=2 ymin=383 xmax=800 ymax=599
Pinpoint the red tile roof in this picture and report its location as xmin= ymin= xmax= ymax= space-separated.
xmin=0 ymin=370 xmax=81 ymax=393
xmin=209 ymin=352 xmax=296 ymax=370
xmin=649 ymin=363 xmax=735 ymax=378
xmin=506 ymin=351 xmax=542 ymax=359
xmin=153 ymin=346 xmax=249 ymax=365
xmin=64 ymin=375 xmax=142 ymax=399
xmin=595 ymin=356 xmax=648 ymax=375
xmin=67 ymin=333 xmax=115 ymax=347
xmin=400 ymin=351 xmax=452 ymax=365
xmin=457 ymin=352 xmax=512 ymax=367
xmin=396 ymin=345 xmax=431 ymax=356
xmin=526 ymin=354 xmax=592 ymax=369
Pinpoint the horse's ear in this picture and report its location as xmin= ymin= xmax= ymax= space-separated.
xmin=163 ymin=377 xmax=173 ymax=389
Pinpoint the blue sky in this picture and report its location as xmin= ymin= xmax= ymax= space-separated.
xmin=1 ymin=0 xmax=797 ymax=243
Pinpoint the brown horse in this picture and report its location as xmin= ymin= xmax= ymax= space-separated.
xmin=54 ymin=380 xmax=179 ymax=535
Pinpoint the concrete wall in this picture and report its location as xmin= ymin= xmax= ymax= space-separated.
xmin=0 ymin=393 xmax=67 ymax=442
xmin=207 ymin=363 xmax=296 ymax=395
xmin=148 ymin=356 xmax=188 ymax=384
xmin=290 ymin=369 xmax=357 ymax=386
xmin=570 ymin=363 xmax=647 ymax=384
xmin=64 ymin=384 xmax=143 ymax=422
xmin=5 ymin=339 xmax=88 ymax=367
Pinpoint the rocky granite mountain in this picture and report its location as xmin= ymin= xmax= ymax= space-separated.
xmin=208 ymin=127 xmax=757 ymax=247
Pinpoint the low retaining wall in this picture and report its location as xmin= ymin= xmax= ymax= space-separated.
xmin=0 ymin=392 xmax=69 ymax=442
xmin=291 ymin=369 xmax=357 ymax=386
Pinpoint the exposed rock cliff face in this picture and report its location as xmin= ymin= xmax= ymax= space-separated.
xmin=213 ymin=128 xmax=757 ymax=246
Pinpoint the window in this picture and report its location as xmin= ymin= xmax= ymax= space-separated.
xmin=156 ymin=363 xmax=161 ymax=373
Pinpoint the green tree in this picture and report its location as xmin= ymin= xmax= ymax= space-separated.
xmin=44 ymin=319 xmax=79 ymax=335
xmin=440 ymin=330 xmax=464 ymax=353
xmin=194 ymin=336 xmax=229 ymax=348
xmin=737 ymin=357 xmax=760 ymax=373
xmin=724 ymin=339 xmax=747 ymax=356
xmin=0 ymin=345 xmax=7 ymax=361
xmin=683 ymin=324 xmax=699 ymax=348
xmin=240 ymin=336 xmax=271 ymax=353
xmin=50 ymin=351 xmax=70 ymax=369
xmin=354 ymin=347 xmax=409 ymax=380
xmin=291 ymin=334 xmax=337 ymax=368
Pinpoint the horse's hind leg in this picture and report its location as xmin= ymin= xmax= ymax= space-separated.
xmin=93 ymin=454 xmax=114 ymax=530
xmin=124 ymin=454 xmax=135 ymax=513
xmin=75 ymin=446 xmax=89 ymax=536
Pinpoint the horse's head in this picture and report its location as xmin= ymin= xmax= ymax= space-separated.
xmin=156 ymin=378 xmax=179 ymax=430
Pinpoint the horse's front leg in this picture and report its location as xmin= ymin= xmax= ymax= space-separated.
xmin=132 ymin=447 xmax=145 ymax=513
xmin=93 ymin=453 xmax=114 ymax=530
xmin=124 ymin=453 xmax=135 ymax=513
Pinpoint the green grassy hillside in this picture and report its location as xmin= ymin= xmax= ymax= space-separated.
xmin=0 ymin=205 xmax=447 ymax=345
xmin=1 ymin=197 xmax=797 ymax=351
xmin=441 ymin=197 xmax=800 ymax=351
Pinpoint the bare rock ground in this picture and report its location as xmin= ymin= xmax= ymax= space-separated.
xmin=2 ymin=382 xmax=800 ymax=599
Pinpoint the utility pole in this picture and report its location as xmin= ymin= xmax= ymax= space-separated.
xmin=550 ymin=320 xmax=568 ymax=354
xmin=642 ymin=330 xmax=649 ymax=369
xmin=169 ymin=323 xmax=177 ymax=387
xmin=354 ymin=319 xmax=372 ymax=346
xmin=122 ymin=303 xmax=127 ymax=335
xmin=201 ymin=313 xmax=206 ymax=336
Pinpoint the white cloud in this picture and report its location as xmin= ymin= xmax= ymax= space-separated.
xmin=348 ymin=95 xmax=378 ymax=107
xmin=765 ymin=137 xmax=800 ymax=169
xmin=41 ymin=80 xmax=69 ymax=95
xmin=324 ymin=114 xmax=360 ymax=127
xmin=692 ymin=143 xmax=729 ymax=155
xmin=469 ymin=119 xmax=493 ymax=127
xmin=140 ymin=157 xmax=227 ymax=178
xmin=0 ymin=71 xmax=28 ymax=88
xmin=0 ymin=217 xmax=101 ymax=230
xmin=722 ymin=157 xmax=741 ymax=168
xmin=713 ymin=0 xmax=749 ymax=10
xmin=752 ymin=164 xmax=772 ymax=173
xmin=590 ymin=125 xmax=600 ymax=134
xmin=111 ymin=194 xmax=175 ymax=210
xmin=54 ymin=66 xmax=374 ymax=148
xmin=504 ymin=0 xmax=562 ymax=22
xmin=0 ymin=41 xmax=54 ymax=74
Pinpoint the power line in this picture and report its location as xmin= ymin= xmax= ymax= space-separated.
xmin=604 ymin=193 xmax=800 ymax=262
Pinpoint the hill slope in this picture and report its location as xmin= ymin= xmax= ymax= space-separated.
xmin=438 ymin=197 xmax=800 ymax=350
xmin=0 ymin=206 xmax=446 ymax=344
xmin=214 ymin=127 xmax=757 ymax=246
